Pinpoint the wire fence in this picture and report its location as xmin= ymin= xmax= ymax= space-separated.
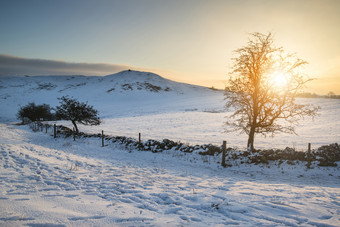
xmin=27 ymin=121 xmax=339 ymax=168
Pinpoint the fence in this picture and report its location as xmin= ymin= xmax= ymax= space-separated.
xmin=27 ymin=121 xmax=337 ymax=168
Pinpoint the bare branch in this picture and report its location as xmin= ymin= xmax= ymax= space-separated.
xmin=225 ymin=32 xmax=319 ymax=151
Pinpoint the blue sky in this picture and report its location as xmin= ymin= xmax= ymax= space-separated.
xmin=1 ymin=0 xmax=340 ymax=94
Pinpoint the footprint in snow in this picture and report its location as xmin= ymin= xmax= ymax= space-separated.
xmin=0 ymin=216 xmax=35 ymax=221
xmin=25 ymin=223 xmax=66 ymax=227
xmin=64 ymin=194 xmax=78 ymax=198
xmin=318 ymin=215 xmax=332 ymax=220
xmin=68 ymin=215 xmax=105 ymax=221
xmin=14 ymin=198 xmax=30 ymax=201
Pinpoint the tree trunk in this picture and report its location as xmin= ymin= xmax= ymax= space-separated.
xmin=247 ymin=126 xmax=256 ymax=152
xmin=72 ymin=121 xmax=79 ymax=134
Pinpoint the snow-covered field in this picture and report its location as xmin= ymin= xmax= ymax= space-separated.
xmin=61 ymin=97 xmax=340 ymax=150
xmin=1 ymin=71 xmax=340 ymax=226
xmin=1 ymin=70 xmax=339 ymax=150
xmin=1 ymin=123 xmax=339 ymax=226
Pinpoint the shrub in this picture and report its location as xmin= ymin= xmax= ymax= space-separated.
xmin=17 ymin=102 xmax=54 ymax=123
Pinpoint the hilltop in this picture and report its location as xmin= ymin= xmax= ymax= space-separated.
xmin=0 ymin=70 xmax=223 ymax=122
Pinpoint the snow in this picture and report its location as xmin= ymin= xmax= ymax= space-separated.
xmin=0 ymin=70 xmax=339 ymax=150
xmin=0 ymin=70 xmax=340 ymax=225
xmin=58 ymin=98 xmax=340 ymax=150
xmin=1 ymin=123 xmax=339 ymax=226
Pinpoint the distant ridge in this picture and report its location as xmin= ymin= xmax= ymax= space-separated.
xmin=0 ymin=70 xmax=222 ymax=122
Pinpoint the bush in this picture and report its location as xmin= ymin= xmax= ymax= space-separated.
xmin=17 ymin=102 xmax=54 ymax=123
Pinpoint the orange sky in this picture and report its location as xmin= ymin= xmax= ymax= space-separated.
xmin=1 ymin=0 xmax=339 ymax=94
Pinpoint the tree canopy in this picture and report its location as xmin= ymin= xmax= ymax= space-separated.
xmin=225 ymin=32 xmax=319 ymax=151
xmin=17 ymin=102 xmax=53 ymax=123
xmin=56 ymin=96 xmax=100 ymax=133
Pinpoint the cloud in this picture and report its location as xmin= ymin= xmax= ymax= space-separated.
xmin=0 ymin=54 xmax=132 ymax=76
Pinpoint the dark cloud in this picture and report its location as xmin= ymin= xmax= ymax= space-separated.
xmin=0 ymin=54 xmax=132 ymax=76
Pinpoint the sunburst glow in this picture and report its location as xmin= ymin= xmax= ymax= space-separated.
xmin=268 ymin=71 xmax=290 ymax=89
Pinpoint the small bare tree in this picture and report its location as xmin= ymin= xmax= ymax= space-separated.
xmin=225 ymin=32 xmax=319 ymax=152
xmin=56 ymin=96 xmax=100 ymax=133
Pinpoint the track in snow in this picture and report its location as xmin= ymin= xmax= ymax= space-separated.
xmin=0 ymin=123 xmax=339 ymax=226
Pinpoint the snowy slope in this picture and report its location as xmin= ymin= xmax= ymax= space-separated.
xmin=0 ymin=70 xmax=223 ymax=121
xmin=1 ymin=70 xmax=339 ymax=149
xmin=1 ymin=70 xmax=339 ymax=226
xmin=1 ymin=123 xmax=339 ymax=226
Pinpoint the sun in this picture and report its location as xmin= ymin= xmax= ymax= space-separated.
xmin=267 ymin=71 xmax=290 ymax=89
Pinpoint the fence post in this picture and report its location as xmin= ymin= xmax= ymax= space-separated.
xmin=40 ymin=123 xmax=43 ymax=132
xmin=45 ymin=124 xmax=48 ymax=133
xmin=222 ymin=140 xmax=227 ymax=167
xmin=73 ymin=127 xmax=76 ymax=141
xmin=307 ymin=143 xmax=311 ymax=168
xmin=138 ymin=132 xmax=141 ymax=150
xmin=102 ymin=130 xmax=104 ymax=147
xmin=54 ymin=124 xmax=56 ymax=138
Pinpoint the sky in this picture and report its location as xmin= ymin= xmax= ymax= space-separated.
xmin=0 ymin=0 xmax=339 ymax=94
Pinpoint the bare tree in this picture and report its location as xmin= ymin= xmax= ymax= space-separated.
xmin=225 ymin=32 xmax=319 ymax=152
xmin=327 ymin=91 xmax=335 ymax=98
xmin=56 ymin=96 xmax=100 ymax=133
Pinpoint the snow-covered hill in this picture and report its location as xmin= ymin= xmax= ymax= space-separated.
xmin=1 ymin=70 xmax=340 ymax=149
xmin=0 ymin=71 xmax=339 ymax=226
xmin=0 ymin=70 xmax=223 ymax=122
